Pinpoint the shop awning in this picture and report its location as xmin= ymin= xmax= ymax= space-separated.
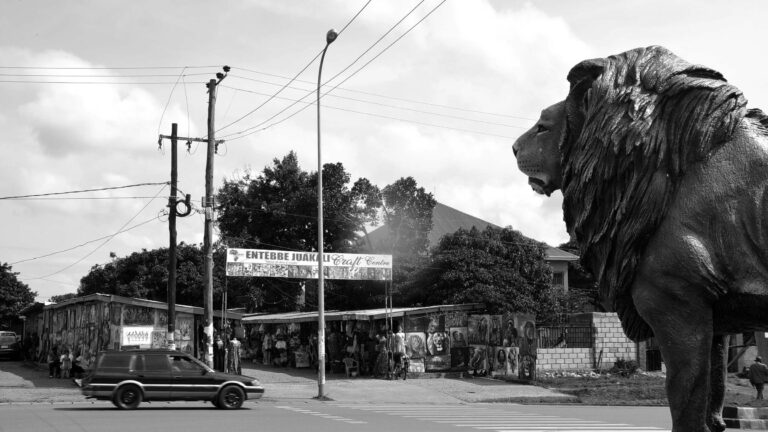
xmin=241 ymin=303 xmax=484 ymax=324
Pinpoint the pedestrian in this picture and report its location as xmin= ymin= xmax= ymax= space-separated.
xmin=228 ymin=336 xmax=242 ymax=375
xmin=749 ymin=356 xmax=768 ymax=400
xmin=47 ymin=345 xmax=61 ymax=378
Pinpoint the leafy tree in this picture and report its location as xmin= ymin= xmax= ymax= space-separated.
xmin=216 ymin=151 xmax=381 ymax=312
xmin=557 ymin=240 xmax=603 ymax=313
xmin=0 ymin=263 xmax=36 ymax=328
xmin=380 ymin=177 xmax=436 ymax=256
xmin=48 ymin=293 xmax=78 ymax=303
xmin=403 ymin=226 xmax=554 ymax=316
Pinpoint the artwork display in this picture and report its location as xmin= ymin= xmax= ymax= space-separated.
xmin=426 ymin=314 xmax=444 ymax=333
xmin=450 ymin=347 xmax=469 ymax=370
xmin=489 ymin=315 xmax=502 ymax=346
xmin=444 ymin=311 xmax=468 ymax=328
xmin=408 ymin=358 xmax=425 ymax=373
xmin=405 ymin=316 xmax=429 ymax=332
xmin=467 ymin=315 xmax=489 ymax=345
xmin=468 ymin=345 xmax=488 ymax=375
xmin=405 ymin=332 xmax=427 ymax=358
xmin=122 ymin=305 xmax=154 ymax=326
xmin=449 ymin=327 xmax=468 ymax=347
xmin=425 ymin=355 xmax=450 ymax=371
xmin=426 ymin=332 xmax=450 ymax=356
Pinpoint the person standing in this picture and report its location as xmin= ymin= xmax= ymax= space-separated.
xmin=227 ymin=336 xmax=242 ymax=375
xmin=749 ymin=356 xmax=768 ymax=400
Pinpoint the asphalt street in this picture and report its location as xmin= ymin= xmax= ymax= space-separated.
xmin=3 ymin=358 xmax=756 ymax=432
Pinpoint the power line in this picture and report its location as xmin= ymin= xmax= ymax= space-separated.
xmin=0 ymin=182 xmax=169 ymax=200
xmin=214 ymin=0 xmax=373 ymax=135
xmin=4 ymin=196 xmax=174 ymax=201
xmin=0 ymin=65 xmax=220 ymax=70
xmin=228 ymin=70 xmax=535 ymax=121
xmin=10 ymin=215 xmax=162 ymax=265
xmin=222 ymin=0 xmax=448 ymax=141
xmin=0 ymin=72 xmax=212 ymax=78
xmin=24 ymin=184 xmax=168 ymax=281
xmin=0 ymin=80 xmax=207 ymax=85
xmin=221 ymin=84 xmax=524 ymax=131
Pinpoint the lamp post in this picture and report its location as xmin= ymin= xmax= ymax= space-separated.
xmin=316 ymin=28 xmax=337 ymax=400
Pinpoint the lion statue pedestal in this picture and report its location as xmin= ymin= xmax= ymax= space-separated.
xmin=514 ymin=46 xmax=768 ymax=432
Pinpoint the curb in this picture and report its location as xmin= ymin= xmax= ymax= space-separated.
xmin=723 ymin=406 xmax=768 ymax=430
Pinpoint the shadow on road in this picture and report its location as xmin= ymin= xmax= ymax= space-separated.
xmin=0 ymin=359 xmax=79 ymax=389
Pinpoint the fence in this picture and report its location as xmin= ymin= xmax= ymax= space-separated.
xmin=537 ymin=326 xmax=594 ymax=348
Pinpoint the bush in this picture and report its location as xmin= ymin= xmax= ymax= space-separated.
xmin=611 ymin=358 xmax=640 ymax=377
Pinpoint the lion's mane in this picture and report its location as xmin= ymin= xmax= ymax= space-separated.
xmin=561 ymin=46 xmax=749 ymax=340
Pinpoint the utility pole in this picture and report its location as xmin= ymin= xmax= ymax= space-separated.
xmin=159 ymin=125 xmax=192 ymax=352
xmin=168 ymin=123 xmax=178 ymax=351
xmin=203 ymin=67 xmax=228 ymax=366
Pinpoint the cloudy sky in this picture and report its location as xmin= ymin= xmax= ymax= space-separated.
xmin=1 ymin=0 xmax=765 ymax=302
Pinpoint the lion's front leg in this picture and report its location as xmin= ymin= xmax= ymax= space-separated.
xmin=633 ymin=279 xmax=714 ymax=432
xmin=707 ymin=335 xmax=728 ymax=432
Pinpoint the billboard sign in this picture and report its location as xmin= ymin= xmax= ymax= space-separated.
xmin=225 ymin=248 xmax=392 ymax=280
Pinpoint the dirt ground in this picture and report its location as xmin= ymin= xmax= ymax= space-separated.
xmin=532 ymin=371 xmax=768 ymax=407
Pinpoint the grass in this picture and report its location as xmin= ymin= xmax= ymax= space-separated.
xmin=531 ymin=371 xmax=768 ymax=407
xmin=533 ymin=372 xmax=668 ymax=405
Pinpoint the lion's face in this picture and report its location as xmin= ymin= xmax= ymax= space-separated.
xmin=512 ymin=101 xmax=565 ymax=196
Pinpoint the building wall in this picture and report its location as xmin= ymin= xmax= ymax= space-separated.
xmin=535 ymin=312 xmax=638 ymax=372
xmin=537 ymin=347 xmax=592 ymax=370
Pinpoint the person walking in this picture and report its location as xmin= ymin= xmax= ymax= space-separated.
xmin=749 ymin=356 xmax=768 ymax=400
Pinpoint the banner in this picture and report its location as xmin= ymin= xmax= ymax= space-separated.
xmin=225 ymin=248 xmax=392 ymax=280
xmin=121 ymin=326 xmax=154 ymax=347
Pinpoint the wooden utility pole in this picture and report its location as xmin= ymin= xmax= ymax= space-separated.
xmin=202 ymin=78 xmax=217 ymax=366
xmin=167 ymin=123 xmax=179 ymax=350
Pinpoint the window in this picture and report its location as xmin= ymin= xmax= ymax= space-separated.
xmin=142 ymin=354 xmax=170 ymax=372
xmin=552 ymin=272 xmax=565 ymax=287
xmin=98 ymin=354 xmax=132 ymax=368
xmin=170 ymin=355 xmax=205 ymax=373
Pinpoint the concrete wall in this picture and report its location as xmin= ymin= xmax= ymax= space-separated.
xmin=536 ymin=312 xmax=638 ymax=372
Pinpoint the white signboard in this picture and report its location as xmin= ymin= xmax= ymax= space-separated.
xmin=121 ymin=326 xmax=154 ymax=347
xmin=226 ymin=248 xmax=392 ymax=280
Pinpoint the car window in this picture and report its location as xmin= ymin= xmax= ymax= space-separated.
xmin=170 ymin=355 xmax=205 ymax=373
xmin=98 ymin=354 xmax=132 ymax=369
xmin=143 ymin=354 xmax=170 ymax=372
xmin=0 ymin=336 xmax=15 ymax=345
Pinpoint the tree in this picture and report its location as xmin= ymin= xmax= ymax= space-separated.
xmin=0 ymin=263 xmax=36 ymax=328
xmin=380 ymin=177 xmax=436 ymax=256
xmin=48 ymin=293 xmax=78 ymax=303
xmin=216 ymin=151 xmax=381 ymax=312
xmin=403 ymin=226 xmax=554 ymax=316
xmin=557 ymin=239 xmax=603 ymax=313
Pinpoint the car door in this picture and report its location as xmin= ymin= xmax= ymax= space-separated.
xmin=169 ymin=354 xmax=217 ymax=399
xmin=130 ymin=354 xmax=171 ymax=400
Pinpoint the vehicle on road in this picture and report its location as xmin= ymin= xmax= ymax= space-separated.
xmin=80 ymin=349 xmax=264 ymax=409
xmin=0 ymin=331 xmax=20 ymax=360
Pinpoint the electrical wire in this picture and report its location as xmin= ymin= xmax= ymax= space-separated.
xmin=232 ymin=66 xmax=535 ymax=121
xmin=222 ymin=0 xmax=448 ymax=141
xmin=24 ymin=184 xmax=168 ymax=281
xmin=0 ymin=80 xmax=208 ymax=85
xmin=0 ymin=182 xmax=169 ymax=200
xmin=214 ymin=0 xmax=374 ymax=135
xmin=10 ymin=215 xmax=163 ymax=265
xmin=157 ymin=66 xmax=189 ymax=135
xmin=0 ymin=65 xmax=220 ymax=70
xmin=221 ymin=82 xmax=526 ymax=129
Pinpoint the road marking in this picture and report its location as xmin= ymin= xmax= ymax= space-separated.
xmin=332 ymin=404 xmax=668 ymax=432
xmin=276 ymin=405 xmax=367 ymax=424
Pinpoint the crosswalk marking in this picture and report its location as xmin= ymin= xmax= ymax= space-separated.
xmin=332 ymin=404 xmax=668 ymax=432
xmin=276 ymin=405 xmax=368 ymax=424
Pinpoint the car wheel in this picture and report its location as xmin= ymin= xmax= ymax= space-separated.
xmin=217 ymin=385 xmax=245 ymax=409
xmin=113 ymin=384 xmax=142 ymax=409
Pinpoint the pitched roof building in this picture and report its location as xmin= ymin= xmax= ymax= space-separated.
xmin=363 ymin=202 xmax=578 ymax=290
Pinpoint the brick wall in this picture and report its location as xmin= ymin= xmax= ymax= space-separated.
xmin=535 ymin=312 xmax=638 ymax=372
xmin=537 ymin=347 xmax=592 ymax=370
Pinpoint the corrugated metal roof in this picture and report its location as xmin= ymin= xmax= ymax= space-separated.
xmin=242 ymin=303 xmax=485 ymax=324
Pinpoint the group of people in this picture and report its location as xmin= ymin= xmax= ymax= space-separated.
xmin=46 ymin=344 xmax=91 ymax=380
xmin=212 ymin=333 xmax=243 ymax=375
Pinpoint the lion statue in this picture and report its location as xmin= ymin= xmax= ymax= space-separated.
xmin=513 ymin=45 xmax=768 ymax=432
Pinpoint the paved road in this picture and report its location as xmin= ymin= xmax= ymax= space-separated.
xmin=0 ymin=401 xmax=673 ymax=432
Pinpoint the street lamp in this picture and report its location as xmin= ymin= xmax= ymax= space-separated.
xmin=316 ymin=28 xmax=337 ymax=400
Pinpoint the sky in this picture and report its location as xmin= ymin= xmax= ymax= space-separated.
xmin=1 ymin=0 xmax=766 ymax=302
